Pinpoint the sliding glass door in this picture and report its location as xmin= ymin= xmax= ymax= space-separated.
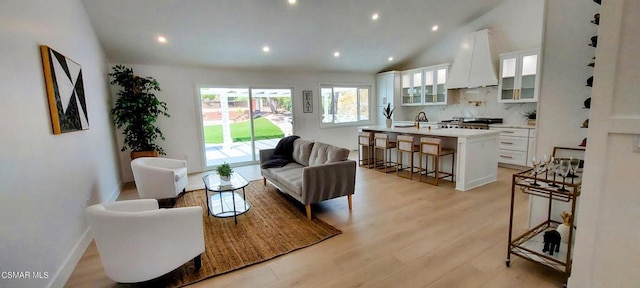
xmin=199 ymin=87 xmax=292 ymax=168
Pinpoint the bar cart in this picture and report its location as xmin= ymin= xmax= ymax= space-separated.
xmin=506 ymin=164 xmax=581 ymax=287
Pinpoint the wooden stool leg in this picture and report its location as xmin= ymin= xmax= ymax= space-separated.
xmin=434 ymin=155 xmax=440 ymax=186
xmin=409 ymin=152 xmax=414 ymax=180
xmin=384 ymin=148 xmax=389 ymax=173
xmin=419 ymin=153 xmax=423 ymax=182
xmin=373 ymin=148 xmax=378 ymax=170
xmin=396 ymin=150 xmax=401 ymax=176
xmin=348 ymin=194 xmax=353 ymax=210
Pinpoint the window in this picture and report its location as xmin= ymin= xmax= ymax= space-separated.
xmin=320 ymin=85 xmax=371 ymax=125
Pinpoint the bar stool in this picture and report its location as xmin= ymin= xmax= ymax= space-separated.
xmin=373 ymin=133 xmax=397 ymax=173
xmin=419 ymin=137 xmax=455 ymax=186
xmin=357 ymin=131 xmax=374 ymax=168
xmin=396 ymin=135 xmax=420 ymax=179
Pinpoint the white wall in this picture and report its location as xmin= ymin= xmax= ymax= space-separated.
xmin=536 ymin=1 xmax=597 ymax=156
xmin=111 ymin=64 xmax=375 ymax=182
xmin=0 ymin=0 xmax=120 ymax=287
xmin=389 ymin=0 xmax=544 ymax=124
xmin=569 ymin=0 xmax=640 ymax=287
xmin=529 ymin=0 xmax=599 ymax=227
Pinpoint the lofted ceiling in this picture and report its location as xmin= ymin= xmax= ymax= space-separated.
xmin=81 ymin=0 xmax=507 ymax=73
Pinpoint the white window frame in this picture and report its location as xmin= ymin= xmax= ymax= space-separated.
xmin=318 ymin=83 xmax=374 ymax=128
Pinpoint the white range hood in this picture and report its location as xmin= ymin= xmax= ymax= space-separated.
xmin=447 ymin=29 xmax=498 ymax=89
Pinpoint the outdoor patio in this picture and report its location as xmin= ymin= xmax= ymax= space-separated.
xmin=205 ymin=138 xmax=281 ymax=167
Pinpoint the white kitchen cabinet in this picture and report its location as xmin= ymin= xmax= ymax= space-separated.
xmin=498 ymin=48 xmax=541 ymax=103
xmin=490 ymin=127 xmax=536 ymax=167
xmin=526 ymin=128 xmax=536 ymax=168
xmin=424 ymin=64 xmax=449 ymax=105
xmin=400 ymin=69 xmax=424 ymax=106
xmin=376 ymin=71 xmax=400 ymax=125
xmin=376 ymin=71 xmax=400 ymax=107
xmin=400 ymin=63 xmax=449 ymax=106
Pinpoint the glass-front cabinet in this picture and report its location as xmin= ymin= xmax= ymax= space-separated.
xmin=401 ymin=69 xmax=424 ymax=105
xmin=424 ymin=64 xmax=449 ymax=105
xmin=401 ymin=63 xmax=449 ymax=106
xmin=498 ymin=48 xmax=540 ymax=103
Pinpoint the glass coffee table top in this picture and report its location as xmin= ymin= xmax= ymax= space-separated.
xmin=202 ymin=172 xmax=250 ymax=223
xmin=203 ymin=172 xmax=249 ymax=192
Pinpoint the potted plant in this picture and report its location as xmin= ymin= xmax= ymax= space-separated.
xmin=524 ymin=109 xmax=536 ymax=125
xmin=216 ymin=162 xmax=234 ymax=181
xmin=109 ymin=65 xmax=170 ymax=159
xmin=382 ymin=103 xmax=394 ymax=128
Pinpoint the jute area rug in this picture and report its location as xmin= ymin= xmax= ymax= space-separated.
xmin=143 ymin=180 xmax=342 ymax=287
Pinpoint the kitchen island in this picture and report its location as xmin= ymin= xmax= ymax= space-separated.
xmin=358 ymin=125 xmax=500 ymax=191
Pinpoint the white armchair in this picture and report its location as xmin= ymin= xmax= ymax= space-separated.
xmin=86 ymin=199 xmax=205 ymax=283
xmin=131 ymin=157 xmax=188 ymax=199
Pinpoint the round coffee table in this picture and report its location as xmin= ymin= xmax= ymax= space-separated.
xmin=202 ymin=172 xmax=250 ymax=224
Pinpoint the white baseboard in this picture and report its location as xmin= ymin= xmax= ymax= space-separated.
xmin=48 ymin=228 xmax=92 ymax=288
xmin=108 ymin=183 xmax=123 ymax=202
xmin=48 ymin=184 xmax=121 ymax=287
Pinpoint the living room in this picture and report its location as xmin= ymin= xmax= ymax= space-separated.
xmin=1 ymin=0 xmax=639 ymax=287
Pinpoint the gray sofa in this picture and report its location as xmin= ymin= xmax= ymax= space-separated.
xmin=259 ymin=139 xmax=356 ymax=219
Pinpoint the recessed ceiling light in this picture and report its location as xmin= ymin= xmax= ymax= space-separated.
xmin=263 ymin=46 xmax=270 ymax=52
xmin=388 ymin=57 xmax=394 ymax=61
xmin=334 ymin=51 xmax=340 ymax=57
xmin=157 ymin=36 xmax=167 ymax=43
xmin=288 ymin=0 xmax=296 ymax=4
xmin=432 ymin=25 xmax=439 ymax=31
xmin=372 ymin=13 xmax=379 ymax=20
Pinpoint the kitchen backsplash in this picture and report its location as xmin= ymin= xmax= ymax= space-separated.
xmin=397 ymin=86 xmax=537 ymax=125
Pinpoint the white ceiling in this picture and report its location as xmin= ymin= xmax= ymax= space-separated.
xmin=81 ymin=0 xmax=507 ymax=73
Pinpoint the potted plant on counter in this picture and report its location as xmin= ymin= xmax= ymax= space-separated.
xmin=524 ymin=109 xmax=536 ymax=126
xmin=216 ymin=162 xmax=234 ymax=181
xmin=382 ymin=103 xmax=394 ymax=128
xmin=109 ymin=65 xmax=170 ymax=159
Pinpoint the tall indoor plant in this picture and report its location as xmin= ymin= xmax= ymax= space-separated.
xmin=109 ymin=65 xmax=170 ymax=159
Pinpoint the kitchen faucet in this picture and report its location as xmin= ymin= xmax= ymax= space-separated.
xmin=414 ymin=112 xmax=429 ymax=128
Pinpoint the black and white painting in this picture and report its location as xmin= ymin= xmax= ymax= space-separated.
xmin=303 ymin=90 xmax=312 ymax=113
xmin=40 ymin=45 xmax=89 ymax=134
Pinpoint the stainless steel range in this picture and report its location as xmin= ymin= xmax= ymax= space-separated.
xmin=438 ymin=117 xmax=503 ymax=130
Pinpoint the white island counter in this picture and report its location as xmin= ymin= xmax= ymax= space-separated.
xmin=358 ymin=126 xmax=500 ymax=191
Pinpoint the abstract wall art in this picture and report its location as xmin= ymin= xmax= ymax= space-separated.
xmin=40 ymin=45 xmax=89 ymax=134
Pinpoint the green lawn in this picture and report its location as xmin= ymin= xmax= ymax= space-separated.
xmin=204 ymin=117 xmax=284 ymax=144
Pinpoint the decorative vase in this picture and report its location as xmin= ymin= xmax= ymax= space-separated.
xmin=386 ymin=118 xmax=392 ymax=128
xmin=220 ymin=175 xmax=230 ymax=182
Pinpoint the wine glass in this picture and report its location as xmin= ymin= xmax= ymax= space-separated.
xmin=548 ymin=157 xmax=560 ymax=187
xmin=541 ymin=154 xmax=548 ymax=177
xmin=558 ymin=159 xmax=571 ymax=192
xmin=570 ymin=157 xmax=580 ymax=176
xmin=570 ymin=157 xmax=581 ymax=184
xmin=531 ymin=155 xmax=541 ymax=186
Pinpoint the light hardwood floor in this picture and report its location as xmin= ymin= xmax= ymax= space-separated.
xmin=66 ymin=159 xmax=566 ymax=287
